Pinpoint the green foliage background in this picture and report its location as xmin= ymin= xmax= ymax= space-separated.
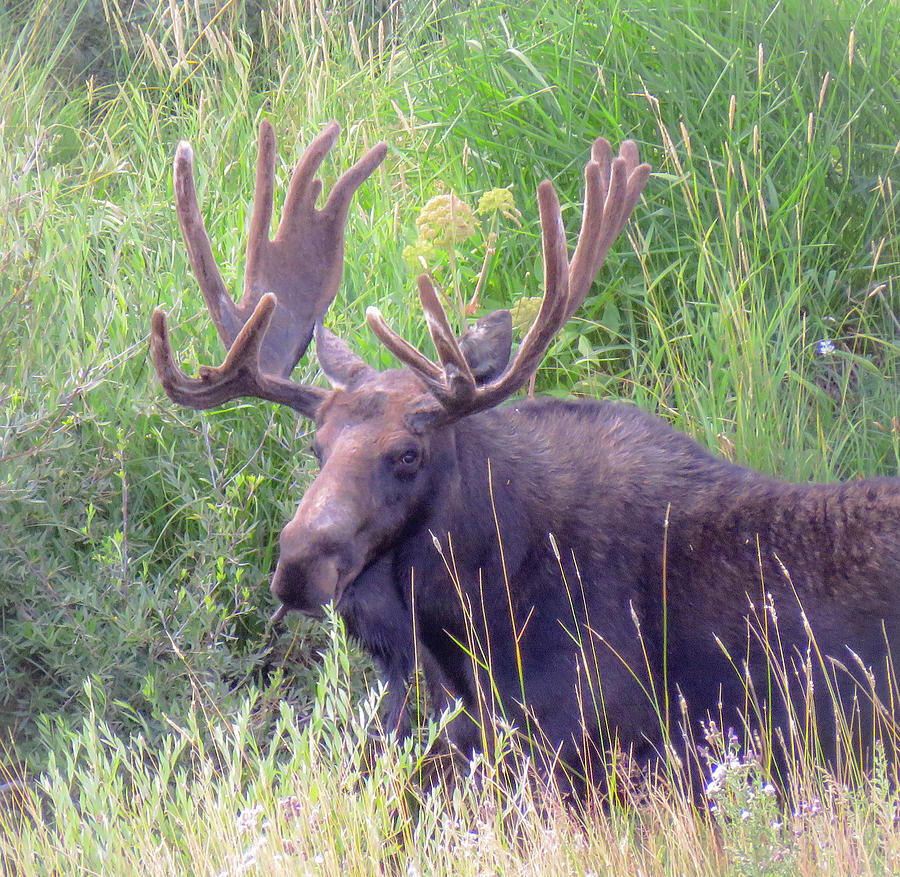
xmin=0 ymin=0 xmax=897 ymax=776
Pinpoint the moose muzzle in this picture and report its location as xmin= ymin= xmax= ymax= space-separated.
xmin=270 ymin=552 xmax=341 ymax=615
xmin=269 ymin=493 xmax=367 ymax=615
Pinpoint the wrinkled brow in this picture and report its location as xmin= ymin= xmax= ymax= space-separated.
xmin=344 ymin=390 xmax=388 ymax=419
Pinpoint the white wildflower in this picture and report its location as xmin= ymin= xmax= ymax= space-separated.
xmin=235 ymin=803 xmax=264 ymax=836
xmin=705 ymin=762 xmax=728 ymax=797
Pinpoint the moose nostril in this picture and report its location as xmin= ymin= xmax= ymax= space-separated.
xmin=270 ymin=550 xmax=343 ymax=617
xmin=271 ymin=552 xmax=305 ymax=596
xmin=270 ymin=559 xmax=308 ymax=613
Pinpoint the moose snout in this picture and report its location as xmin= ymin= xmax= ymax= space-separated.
xmin=270 ymin=552 xmax=341 ymax=615
xmin=270 ymin=509 xmax=360 ymax=614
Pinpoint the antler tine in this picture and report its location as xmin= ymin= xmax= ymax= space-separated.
xmin=617 ymin=139 xmax=641 ymax=174
xmin=417 ymin=276 xmax=476 ymax=383
xmin=566 ymin=159 xmax=610 ymax=322
xmin=324 ymin=138 xmax=391 ymax=225
xmin=590 ymin=136 xmax=613 ymax=214
xmin=365 ymin=306 xmax=446 ymax=384
xmin=565 ymin=142 xmax=650 ymax=321
xmin=173 ymin=141 xmax=244 ymax=346
xmin=606 ymin=141 xmax=651 ymax=243
xmin=244 ymin=121 xmax=277 ymax=304
xmin=276 ymin=122 xmax=340 ymax=240
xmin=150 ymin=294 xmax=326 ymax=415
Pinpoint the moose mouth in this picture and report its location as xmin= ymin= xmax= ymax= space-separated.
xmin=271 ymin=549 xmax=390 ymax=619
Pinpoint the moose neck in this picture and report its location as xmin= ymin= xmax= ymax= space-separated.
xmin=387 ymin=403 xmax=554 ymax=705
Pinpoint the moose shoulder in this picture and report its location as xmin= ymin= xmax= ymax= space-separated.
xmin=151 ymin=121 xmax=900 ymax=791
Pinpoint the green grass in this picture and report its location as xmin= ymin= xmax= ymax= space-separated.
xmin=4 ymin=612 xmax=900 ymax=876
xmin=1 ymin=0 xmax=898 ymax=872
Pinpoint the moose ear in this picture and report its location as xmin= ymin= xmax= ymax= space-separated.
xmin=457 ymin=309 xmax=513 ymax=385
xmin=315 ymin=322 xmax=374 ymax=389
xmin=404 ymin=397 xmax=448 ymax=433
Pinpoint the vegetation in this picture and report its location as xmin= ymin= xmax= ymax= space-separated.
xmin=1 ymin=0 xmax=898 ymax=872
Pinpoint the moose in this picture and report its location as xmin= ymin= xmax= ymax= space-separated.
xmin=151 ymin=121 xmax=900 ymax=793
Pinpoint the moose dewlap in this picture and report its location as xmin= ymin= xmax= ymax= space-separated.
xmin=151 ymin=121 xmax=900 ymax=793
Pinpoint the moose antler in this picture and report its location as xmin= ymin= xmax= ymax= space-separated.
xmin=366 ymin=138 xmax=650 ymax=422
xmin=150 ymin=121 xmax=387 ymax=414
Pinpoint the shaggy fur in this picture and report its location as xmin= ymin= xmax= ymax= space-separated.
xmin=274 ymin=375 xmax=900 ymax=791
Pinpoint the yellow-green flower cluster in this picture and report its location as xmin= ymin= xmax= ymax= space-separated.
xmin=401 ymin=237 xmax=438 ymax=271
xmin=402 ymin=186 xmax=520 ymax=278
xmin=510 ymin=296 xmax=543 ymax=333
xmin=477 ymin=187 xmax=522 ymax=224
xmin=414 ymin=192 xmax=479 ymax=249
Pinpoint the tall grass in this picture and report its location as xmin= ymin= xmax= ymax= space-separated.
xmin=3 ymin=611 xmax=900 ymax=875
xmin=1 ymin=0 xmax=898 ymax=871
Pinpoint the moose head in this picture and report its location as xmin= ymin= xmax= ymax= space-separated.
xmin=151 ymin=122 xmax=650 ymax=618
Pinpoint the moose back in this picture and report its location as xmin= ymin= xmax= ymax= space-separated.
xmin=151 ymin=122 xmax=900 ymax=790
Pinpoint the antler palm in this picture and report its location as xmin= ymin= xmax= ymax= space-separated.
xmin=173 ymin=120 xmax=387 ymax=378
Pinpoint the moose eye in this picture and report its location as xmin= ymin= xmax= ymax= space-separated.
xmin=391 ymin=446 xmax=422 ymax=478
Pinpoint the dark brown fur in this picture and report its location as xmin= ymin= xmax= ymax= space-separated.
xmin=272 ymin=367 xmax=900 ymax=790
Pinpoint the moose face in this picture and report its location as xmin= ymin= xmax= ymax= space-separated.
xmin=270 ymin=369 xmax=454 ymax=615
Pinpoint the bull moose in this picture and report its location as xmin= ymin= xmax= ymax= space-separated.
xmin=151 ymin=122 xmax=900 ymax=792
